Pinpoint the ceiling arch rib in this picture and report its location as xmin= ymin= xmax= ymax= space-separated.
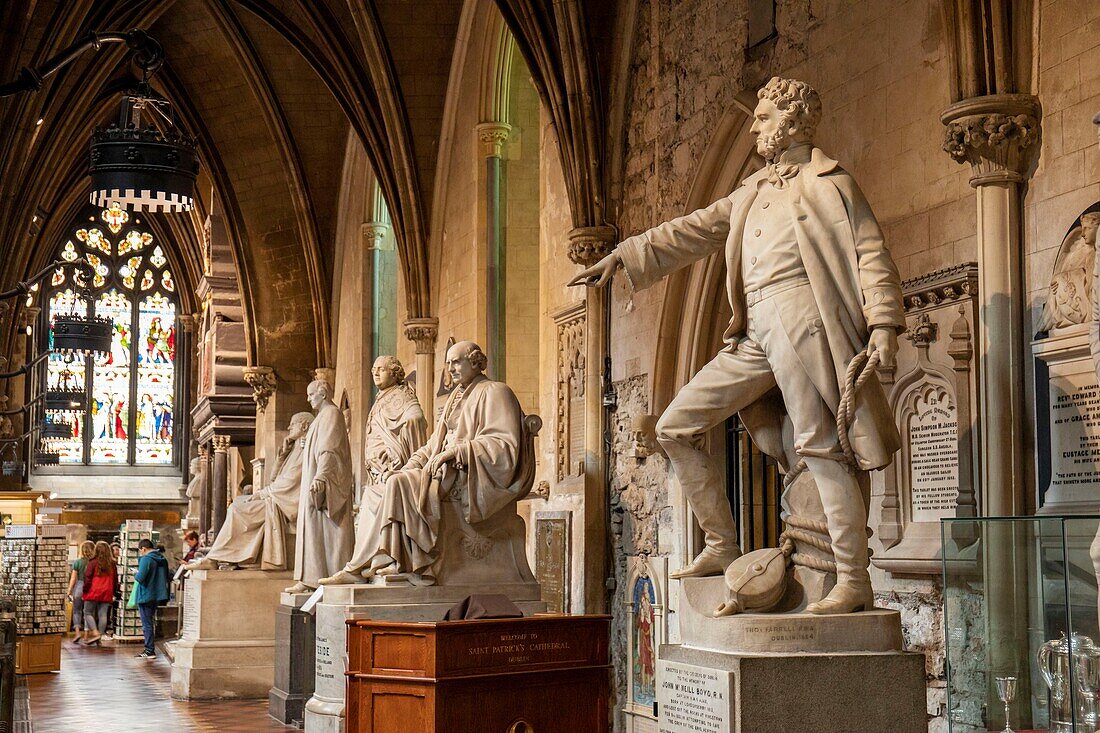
xmin=231 ymin=0 xmax=432 ymax=320
xmin=492 ymin=0 xmax=609 ymax=232
xmin=204 ymin=0 xmax=331 ymax=367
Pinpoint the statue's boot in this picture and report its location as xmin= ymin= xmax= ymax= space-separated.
xmin=670 ymin=548 xmax=740 ymax=579
xmin=284 ymin=581 xmax=315 ymax=594
xmin=804 ymin=457 xmax=874 ymax=615
xmin=183 ymin=557 xmax=217 ymax=571
xmin=659 ymin=430 xmax=742 ymax=579
xmin=318 ymin=570 xmax=362 ymax=586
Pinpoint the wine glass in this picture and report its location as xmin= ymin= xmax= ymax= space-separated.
xmin=995 ymin=676 xmax=1017 ymax=733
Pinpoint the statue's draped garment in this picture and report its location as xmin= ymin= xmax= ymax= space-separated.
xmin=360 ymin=384 xmax=428 ymax=516
xmin=205 ymin=440 xmax=304 ymax=570
xmin=293 ymin=402 xmax=355 ymax=585
xmin=347 ymin=375 xmax=532 ymax=577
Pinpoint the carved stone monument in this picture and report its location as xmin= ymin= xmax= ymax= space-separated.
xmin=172 ymin=415 xmax=317 ymax=701
xmin=285 ymin=379 xmax=355 ymax=593
xmin=358 ymin=355 xmax=428 ymax=519
xmin=303 ymin=342 xmax=545 ymax=733
xmin=186 ymin=412 xmax=314 ymax=571
xmin=183 ymin=453 xmax=206 ymax=530
xmin=873 ymin=264 xmax=980 ymax=574
xmin=572 ymin=76 xmax=924 ymax=732
xmin=1035 ymin=208 xmax=1100 ymax=514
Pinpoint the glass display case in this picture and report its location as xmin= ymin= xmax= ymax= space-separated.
xmin=943 ymin=516 xmax=1100 ymax=732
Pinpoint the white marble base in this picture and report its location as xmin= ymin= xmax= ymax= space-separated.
xmin=303 ymin=581 xmax=545 ymax=733
xmin=678 ymin=576 xmax=904 ymax=654
xmin=657 ymin=644 xmax=925 ymax=732
xmin=170 ymin=568 xmax=292 ymax=700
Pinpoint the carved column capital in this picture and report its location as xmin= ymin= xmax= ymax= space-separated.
xmin=476 ymin=121 xmax=512 ymax=158
xmin=567 ymin=225 xmax=618 ymax=267
xmin=18 ymin=306 xmax=40 ymax=330
xmin=404 ymin=317 xmax=439 ymax=354
xmin=941 ymin=94 xmax=1041 ymax=186
xmin=212 ymin=434 xmax=231 ymax=453
xmin=243 ymin=365 xmax=277 ymax=413
xmin=362 ymin=221 xmax=392 ymax=251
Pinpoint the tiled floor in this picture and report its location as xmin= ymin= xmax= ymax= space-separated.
xmin=25 ymin=639 xmax=297 ymax=732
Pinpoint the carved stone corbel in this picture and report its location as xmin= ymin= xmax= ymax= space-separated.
xmin=243 ymin=366 xmax=277 ymax=413
xmin=567 ymin=225 xmax=617 ymax=268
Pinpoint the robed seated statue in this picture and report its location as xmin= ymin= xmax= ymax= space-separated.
xmin=184 ymin=411 xmax=314 ymax=571
xmin=319 ymin=340 xmax=540 ymax=587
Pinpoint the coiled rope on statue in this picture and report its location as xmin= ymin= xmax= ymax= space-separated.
xmin=777 ymin=348 xmax=882 ymax=575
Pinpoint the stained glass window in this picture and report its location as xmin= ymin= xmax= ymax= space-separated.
xmin=41 ymin=204 xmax=180 ymax=467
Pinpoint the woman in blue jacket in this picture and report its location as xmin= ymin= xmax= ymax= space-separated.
xmin=133 ymin=539 xmax=171 ymax=659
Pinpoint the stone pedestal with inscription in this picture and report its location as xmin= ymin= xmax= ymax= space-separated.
xmin=657 ymin=581 xmax=926 ymax=732
xmin=269 ymin=591 xmax=316 ymax=728
xmin=656 ymin=644 xmax=925 ymax=733
xmin=170 ymin=569 xmax=292 ymax=700
xmin=303 ymin=581 xmax=545 ymax=733
xmin=1033 ymin=324 xmax=1100 ymax=513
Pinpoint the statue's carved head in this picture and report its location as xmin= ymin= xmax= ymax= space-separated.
xmin=1081 ymin=212 xmax=1100 ymax=247
xmin=371 ymin=355 xmax=406 ymax=390
xmin=446 ymin=341 xmax=487 ymax=388
xmin=189 ymin=456 xmax=202 ymax=475
xmin=287 ymin=411 xmax=315 ymax=440
xmin=753 ymin=77 xmax=822 ymax=161
xmin=306 ymin=378 xmax=334 ymax=410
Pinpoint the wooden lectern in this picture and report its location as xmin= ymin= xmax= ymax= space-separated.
xmin=345 ymin=614 xmax=610 ymax=733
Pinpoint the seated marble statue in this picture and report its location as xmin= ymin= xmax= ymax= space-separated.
xmin=185 ymin=411 xmax=314 ymax=571
xmin=285 ymin=379 xmax=357 ymax=593
xmin=319 ymin=340 xmax=536 ymax=587
xmin=359 ymin=355 xmax=428 ymax=518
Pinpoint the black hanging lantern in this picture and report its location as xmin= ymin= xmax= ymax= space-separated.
xmin=88 ymin=33 xmax=197 ymax=213
xmin=89 ymin=120 xmax=197 ymax=212
xmin=44 ymin=388 xmax=85 ymax=413
xmin=51 ymin=313 xmax=112 ymax=356
xmin=40 ymin=418 xmax=72 ymax=441
xmin=34 ymin=450 xmax=60 ymax=466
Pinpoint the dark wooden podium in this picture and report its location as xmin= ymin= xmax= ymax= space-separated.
xmin=345 ymin=614 xmax=610 ymax=733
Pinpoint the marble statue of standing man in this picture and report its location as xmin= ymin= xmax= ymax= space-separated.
xmin=285 ymin=379 xmax=356 ymax=593
xmin=571 ymin=76 xmax=904 ymax=615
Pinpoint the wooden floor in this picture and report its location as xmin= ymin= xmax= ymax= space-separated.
xmin=24 ymin=639 xmax=297 ymax=732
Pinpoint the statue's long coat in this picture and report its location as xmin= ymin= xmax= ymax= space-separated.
xmin=618 ymin=147 xmax=904 ymax=469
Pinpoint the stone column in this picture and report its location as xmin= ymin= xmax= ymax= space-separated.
xmin=477 ymin=122 xmax=513 ymax=381
xmin=569 ymin=225 xmax=617 ymax=614
xmin=211 ymin=434 xmax=231 ymax=535
xmin=941 ymin=94 xmax=1041 ymax=516
xmin=942 ymin=93 xmax=1041 ymax=709
xmin=362 ymin=220 xmax=390 ymax=361
xmin=404 ymin=318 xmax=438 ymax=419
xmin=199 ymin=442 xmax=214 ymax=537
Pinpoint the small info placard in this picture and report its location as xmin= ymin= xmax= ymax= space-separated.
xmin=657 ymin=659 xmax=733 ymax=733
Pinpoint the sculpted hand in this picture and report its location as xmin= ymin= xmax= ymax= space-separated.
xmin=310 ymin=479 xmax=327 ymax=511
xmin=425 ymin=448 xmax=458 ymax=477
xmin=867 ymin=327 xmax=898 ymax=369
xmin=567 ymin=251 xmax=621 ymax=288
